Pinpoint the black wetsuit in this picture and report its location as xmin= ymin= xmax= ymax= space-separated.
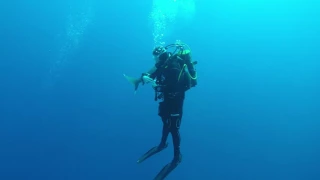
xmin=157 ymin=92 xmax=184 ymax=162
xmin=137 ymin=51 xmax=196 ymax=180
xmin=149 ymin=52 xmax=193 ymax=162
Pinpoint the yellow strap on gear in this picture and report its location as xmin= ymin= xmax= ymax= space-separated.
xmin=178 ymin=64 xmax=197 ymax=82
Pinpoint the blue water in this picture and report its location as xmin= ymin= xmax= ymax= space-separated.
xmin=0 ymin=0 xmax=319 ymax=179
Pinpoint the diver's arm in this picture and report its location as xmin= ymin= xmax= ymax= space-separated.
xmin=124 ymin=66 xmax=158 ymax=92
xmin=142 ymin=66 xmax=158 ymax=80
xmin=147 ymin=66 xmax=157 ymax=75
xmin=141 ymin=66 xmax=158 ymax=83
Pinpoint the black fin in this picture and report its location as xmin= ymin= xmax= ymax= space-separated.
xmin=153 ymin=154 xmax=182 ymax=180
xmin=137 ymin=143 xmax=168 ymax=164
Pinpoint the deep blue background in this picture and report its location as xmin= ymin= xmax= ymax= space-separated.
xmin=0 ymin=0 xmax=319 ymax=179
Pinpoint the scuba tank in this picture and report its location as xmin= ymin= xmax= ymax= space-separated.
xmin=176 ymin=49 xmax=197 ymax=89
xmin=163 ymin=42 xmax=197 ymax=91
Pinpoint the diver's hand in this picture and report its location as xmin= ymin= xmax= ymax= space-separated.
xmin=142 ymin=75 xmax=157 ymax=88
xmin=142 ymin=75 xmax=154 ymax=84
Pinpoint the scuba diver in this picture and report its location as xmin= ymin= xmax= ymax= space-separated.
xmin=124 ymin=41 xmax=197 ymax=180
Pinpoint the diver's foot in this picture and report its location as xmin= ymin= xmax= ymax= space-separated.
xmin=153 ymin=155 xmax=182 ymax=180
xmin=153 ymin=154 xmax=182 ymax=180
xmin=136 ymin=143 xmax=168 ymax=164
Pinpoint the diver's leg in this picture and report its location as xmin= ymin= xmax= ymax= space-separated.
xmin=159 ymin=117 xmax=170 ymax=148
xmin=170 ymin=116 xmax=182 ymax=163
xmin=170 ymin=97 xmax=184 ymax=163
xmin=153 ymin=116 xmax=182 ymax=180
xmin=158 ymin=101 xmax=170 ymax=148
xmin=153 ymin=97 xmax=184 ymax=180
xmin=136 ymin=119 xmax=169 ymax=164
xmin=136 ymin=102 xmax=169 ymax=164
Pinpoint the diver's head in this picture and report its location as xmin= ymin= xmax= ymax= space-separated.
xmin=152 ymin=46 xmax=167 ymax=63
xmin=153 ymin=46 xmax=166 ymax=56
xmin=153 ymin=46 xmax=171 ymax=68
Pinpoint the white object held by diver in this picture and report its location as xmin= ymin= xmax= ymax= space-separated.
xmin=142 ymin=75 xmax=157 ymax=87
